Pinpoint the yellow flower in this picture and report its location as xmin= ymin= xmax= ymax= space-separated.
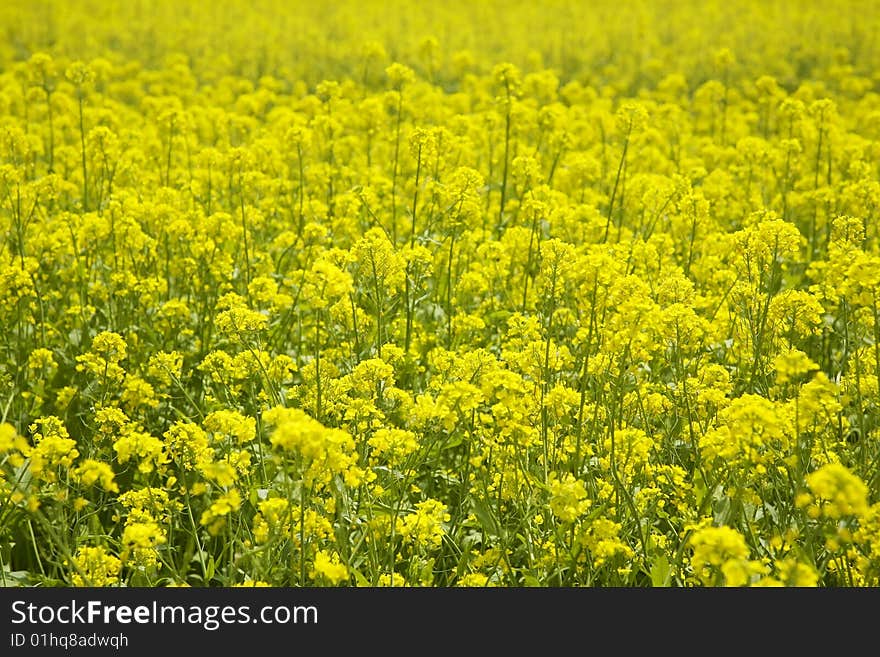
xmin=69 ymin=546 xmax=121 ymax=587
xmin=548 ymin=473 xmax=591 ymax=523
xmin=75 ymin=331 xmax=128 ymax=383
xmin=0 ymin=423 xmax=27 ymax=464
xmin=773 ymin=348 xmax=819 ymax=385
xmin=264 ymin=406 xmax=362 ymax=488
xmin=233 ymin=580 xmax=271 ymax=587
xmin=146 ymin=351 xmax=184 ymax=385
xmin=27 ymin=416 xmax=79 ymax=482
xmin=457 ymin=573 xmax=495 ymax=587
xmin=688 ymin=525 xmax=764 ymax=587
xmin=385 ymin=62 xmax=415 ymax=89
xmin=376 ymin=573 xmax=410 ymax=587
xmin=121 ymin=517 xmax=167 ymax=568
xmin=699 ymin=395 xmax=788 ymax=470
xmin=215 ymin=306 xmax=269 ymax=336
xmin=199 ymin=489 xmax=242 ymax=536
xmin=113 ymin=430 xmax=167 ymax=473
xmin=368 ymin=428 xmax=418 ymax=466
xmin=802 ymin=463 xmax=869 ymax=520
xmin=199 ymin=460 xmax=237 ymax=487
xmin=163 ymin=421 xmax=211 ymax=470
xmin=774 ymin=558 xmax=819 ymax=587
xmin=312 ymin=550 xmax=349 ymax=585
xmin=118 ymin=487 xmax=182 ymax=523
xmin=204 ymin=410 xmax=257 ymax=444
xmin=580 ymin=518 xmax=634 ymax=567
xmin=397 ymin=499 xmax=450 ymax=549
xmin=252 ymin=498 xmax=290 ymax=544
xmin=27 ymin=347 xmax=57 ymax=372
xmin=121 ymin=374 xmax=160 ymax=411
xmin=73 ymin=459 xmax=119 ymax=493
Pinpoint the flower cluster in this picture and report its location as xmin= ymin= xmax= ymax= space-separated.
xmin=0 ymin=0 xmax=878 ymax=588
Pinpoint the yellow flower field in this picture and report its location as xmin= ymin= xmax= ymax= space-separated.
xmin=0 ymin=0 xmax=879 ymax=587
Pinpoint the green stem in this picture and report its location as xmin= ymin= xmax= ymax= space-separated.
xmin=78 ymin=92 xmax=88 ymax=212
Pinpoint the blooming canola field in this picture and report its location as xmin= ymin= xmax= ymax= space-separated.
xmin=1 ymin=0 xmax=879 ymax=587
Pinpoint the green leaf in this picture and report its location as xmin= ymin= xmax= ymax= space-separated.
xmin=471 ymin=498 xmax=499 ymax=538
xmin=650 ymin=554 xmax=671 ymax=587
xmin=713 ymin=496 xmax=731 ymax=525
xmin=419 ymin=558 xmax=435 ymax=586
xmin=522 ymin=574 xmax=541 ymax=587
xmin=352 ymin=569 xmax=370 ymax=587
xmin=693 ymin=470 xmax=707 ymax=506
xmin=0 ymin=569 xmax=32 ymax=587
xmin=205 ymin=555 xmax=215 ymax=582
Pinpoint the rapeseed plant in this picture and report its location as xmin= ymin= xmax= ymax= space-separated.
xmin=0 ymin=0 xmax=877 ymax=588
